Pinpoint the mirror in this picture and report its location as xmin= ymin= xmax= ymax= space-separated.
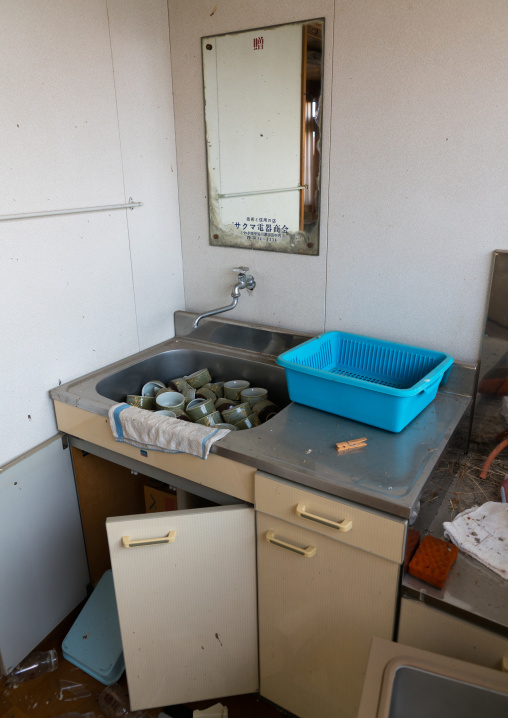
xmin=202 ymin=19 xmax=323 ymax=256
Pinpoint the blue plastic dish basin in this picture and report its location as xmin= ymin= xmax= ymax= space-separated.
xmin=276 ymin=331 xmax=453 ymax=432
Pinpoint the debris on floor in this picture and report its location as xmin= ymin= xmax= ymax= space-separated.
xmin=6 ymin=649 xmax=58 ymax=686
xmin=58 ymin=679 xmax=92 ymax=701
xmin=193 ymin=703 xmax=228 ymax=717
xmin=98 ymin=683 xmax=151 ymax=718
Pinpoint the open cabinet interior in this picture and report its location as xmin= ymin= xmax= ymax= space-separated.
xmin=71 ymin=448 xmax=220 ymax=585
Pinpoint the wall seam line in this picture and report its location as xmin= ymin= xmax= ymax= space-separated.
xmin=105 ymin=0 xmax=141 ymax=351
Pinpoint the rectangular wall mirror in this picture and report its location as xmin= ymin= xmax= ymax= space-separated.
xmin=202 ymin=19 xmax=323 ymax=255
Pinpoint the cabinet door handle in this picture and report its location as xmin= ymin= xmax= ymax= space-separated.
xmin=502 ymin=656 xmax=508 ymax=673
xmin=296 ymin=503 xmax=352 ymax=532
xmin=122 ymin=530 xmax=176 ymax=548
xmin=265 ymin=530 xmax=316 ymax=557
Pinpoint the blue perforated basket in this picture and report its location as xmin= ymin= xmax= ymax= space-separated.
xmin=276 ymin=332 xmax=453 ymax=432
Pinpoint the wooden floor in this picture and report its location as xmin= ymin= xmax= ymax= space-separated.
xmin=0 ymin=606 xmax=286 ymax=718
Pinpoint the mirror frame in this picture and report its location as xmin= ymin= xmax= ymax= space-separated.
xmin=202 ymin=18 xmax=324 ymax=256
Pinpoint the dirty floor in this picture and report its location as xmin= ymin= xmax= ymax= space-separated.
xmin=0 ymin=606 xmax=286 ymax=718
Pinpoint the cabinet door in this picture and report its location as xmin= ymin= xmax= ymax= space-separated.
xmin=107 ymin=505 xmax=258 ymax=711
xmin=0 ymin=436 xmax=89 ymax=675
xmin=257 ymin=512 xmax=400 ymax=718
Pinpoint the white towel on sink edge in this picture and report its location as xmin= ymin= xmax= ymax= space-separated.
xmin=443 ymin=502 xmax=508 ymax=580
xmin=109 ymin=403 xmax=230 ymax=459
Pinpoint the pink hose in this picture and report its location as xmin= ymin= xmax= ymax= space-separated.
xmin=480 ymin=437 xmax=508 ymax=480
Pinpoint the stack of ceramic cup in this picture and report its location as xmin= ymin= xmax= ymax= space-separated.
xmin=124 ymin=367 xmax=280 ymax=431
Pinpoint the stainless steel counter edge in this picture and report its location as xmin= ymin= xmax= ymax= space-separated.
xmin=402 ymin=557 xmax=508 ymax=639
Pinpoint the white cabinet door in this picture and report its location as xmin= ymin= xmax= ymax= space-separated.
xmin=106 ymin=505 xmax=258 ymax=711
xmin=0 ymin=436 xmax=89 ymax=675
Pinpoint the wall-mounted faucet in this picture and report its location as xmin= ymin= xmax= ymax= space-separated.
xmin=193 ymin=267 xmax=256 ymax=328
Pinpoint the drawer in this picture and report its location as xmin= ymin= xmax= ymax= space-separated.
xmin=255 ymin=472 xmax=406 ymax=564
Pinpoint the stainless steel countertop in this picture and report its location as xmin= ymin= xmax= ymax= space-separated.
xmin=50 ymin=312 xmax=475 ymax=520
xmin=214 ymin=391 xmax=471 ymax=518
xmin=402 ymin=450 xmax=508 ymax=636
xmin=400 ymin=252 xmax=508 ymax=635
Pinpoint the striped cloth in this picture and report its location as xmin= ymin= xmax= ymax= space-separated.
xmin=108 ymin=403 xmax=230 ymax=459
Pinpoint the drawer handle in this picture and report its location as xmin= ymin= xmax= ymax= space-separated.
xmin=502 ymin=656 xmax=508 ymax=673
xmin=122 ymin=530 xmax=176 ymax=548
xmin=265 ymin=530 xmax=316 ymax=558
xmin=296 ymin=503 xmax=352 ymax=532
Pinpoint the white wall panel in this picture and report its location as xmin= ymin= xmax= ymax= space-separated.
xmin=168 ymin=0 xmax=333 ymax=334
xmin=107 ymin=0 xmax=184 ymax=349
xmin=0 ymin=0 xmax=124 ymax=213
xmin=325 ymin=0 xmax=508 ymax=359
xmin=1 ymin=212 xmax=139 ymax=466
xmin=0 ymin=0 xmax=183 ymax=466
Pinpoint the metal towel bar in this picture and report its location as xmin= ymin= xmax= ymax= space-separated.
xmin=0 ymin=198 xmax=143 ymax=222
xmin=217 ymin=185 xmax=306 ymax=199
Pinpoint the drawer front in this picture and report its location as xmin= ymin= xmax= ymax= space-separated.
xmin=255 ymin=471 xmax=406 ymax=564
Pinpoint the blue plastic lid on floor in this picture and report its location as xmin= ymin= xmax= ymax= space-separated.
xmin=62 ymin=569 xmax=124 ymax=684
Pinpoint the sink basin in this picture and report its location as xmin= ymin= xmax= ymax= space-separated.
xmin=51 ymin=316 xmax=299 ymax=421
xmin=387 ymin=665 xmax=508 ymax=718
xmin=96 ymin=348 xmax=290 ymax=408
xmin=358 ymin=639 xmax=508 ymax=718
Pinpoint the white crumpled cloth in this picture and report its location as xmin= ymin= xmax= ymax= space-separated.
xmin=443 ymin=501 xmax=508 ymax=579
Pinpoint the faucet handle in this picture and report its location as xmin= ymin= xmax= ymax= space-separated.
xmin=233 ymin=266 xmax=249 ymax=275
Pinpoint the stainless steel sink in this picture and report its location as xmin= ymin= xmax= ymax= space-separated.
xmin=387 ymin=665 xmax=508 ymax=718
xmin=361 ymin=640 xmax=508 ymax=718
xmin=96 ymin=347 xmax=290 ymax=408
xmin=50 ymin=312 xmax=309 ymax=418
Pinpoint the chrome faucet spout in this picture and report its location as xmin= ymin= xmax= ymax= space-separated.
xmin=192 ymin=297 xmax=239 ymax=328
xmin=193 ymin=267 xmax=255 ymax=328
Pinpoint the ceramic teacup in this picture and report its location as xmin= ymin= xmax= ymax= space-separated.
xmin=252 ymin=399 xmax=280 ymax=422
xmin=223 ymin=380 xmax=250 ymax=401
xmin=196 ymin=410 xmax=222 ymax=426
xmin=172 ymin=408 xmax=192 ymax=422
xmin=213 ymin=423 xmax=238 ymax=431
xmin=155 ymin=387 xmax=173 ymax=399
xmin=196 ymin=387 xmax=217 ymax=402
xmin=154 ymin=409 xmax=176 ymax=418
xmin=168 ymin=377 xmax=193 ymax=392
xmin=240 ymin=387 xmax=268 ymax=408
xmin=215 ymin=398 xmax=238 ymax=412
xmin=184 ymin=368 xmax=212 ymax=389
xmin=155 ymin=391 xmax=185 ymax=411
xmin=185 ymin=398 xmax=215 ymax=421
xmin=221 ymin=402 xmax=251 ymax=425
xmin=234 ymin=413 xmax=261 ymax=430
xmin=181 ymin=387 xmax=196 ymax=405
xmin=203 ymin=381 xmax=224 ymax=398
xmin=126 ymin=395 xmax=155 ymax=410
xmin=141 ymin=380 xmax=166 ymax=397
